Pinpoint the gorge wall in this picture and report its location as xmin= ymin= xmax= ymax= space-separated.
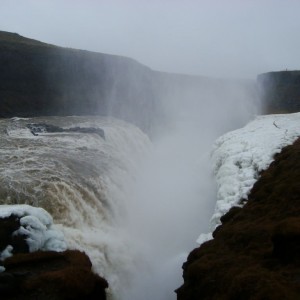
xmin=0 ymin=30 xmax=161 ymax=134
xmin=258 ymin=71 xmax=300 ymax=114
xmin=0 ymin=31 xmax=258 ymax=136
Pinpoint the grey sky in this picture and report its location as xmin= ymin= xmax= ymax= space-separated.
xmin=0 ymin=0 xmax=299 ymax=78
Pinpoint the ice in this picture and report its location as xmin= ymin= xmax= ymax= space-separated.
xmin=0 ymin=204 xmax=67 ymax=258
xmin=0 ymin=245 xmax=13 ymax=261
xmin=197 ymin=113 xmax=300 ymax=244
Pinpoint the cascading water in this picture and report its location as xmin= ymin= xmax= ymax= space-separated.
xmin=0 ymin=116 xmax=151 ymax=299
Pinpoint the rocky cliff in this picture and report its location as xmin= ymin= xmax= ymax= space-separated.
xmin=0 ymin=31 xmax=258 ymax=136
xmin=0 ymin=30 xmax=163 ymax=133
xmin=176 ymin=137 xmax=300 ymax=300
xmin=258 ymin=71 xmax=300 ymax=113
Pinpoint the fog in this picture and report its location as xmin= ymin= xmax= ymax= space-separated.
xmin=1 ymin=0 xmax=300 ymax=78
xmin=122 ymin=76 xmax=259 ymax=299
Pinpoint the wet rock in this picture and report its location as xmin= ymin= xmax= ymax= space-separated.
xmin=66 ymin=126 xmax=105 ymax=139
xmin=26 ymin=123 xmax=105 ymax=139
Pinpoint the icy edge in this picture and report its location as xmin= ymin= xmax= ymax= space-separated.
xmin=197 ymin=113 xmax=300 ymax=245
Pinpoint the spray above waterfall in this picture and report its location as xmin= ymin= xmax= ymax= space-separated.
xmin=120 ymin=72 xmax=261 ymax=299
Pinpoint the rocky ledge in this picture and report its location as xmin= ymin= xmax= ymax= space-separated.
xmin=176 ymin=138 xmax=300 ymax=300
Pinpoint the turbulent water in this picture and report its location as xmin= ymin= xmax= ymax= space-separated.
xmin=0 ymin=116 xmax=151 ymax=298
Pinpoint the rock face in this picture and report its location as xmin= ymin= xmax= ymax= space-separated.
xmin=0 ymin=31 xmax=258 ymax=136
xmin=0 ymin=30 xmax=161 ymax=134
xmin=1 ymin=250 xmax=108 ymax=300
xmin=258 ymin=71 xmax=300 ymax=113
xmin=176 ymin=138 xmax=300 ymax=300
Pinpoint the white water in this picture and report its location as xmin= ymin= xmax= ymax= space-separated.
xmin=0 ymin=116 xmax=151 ymax=298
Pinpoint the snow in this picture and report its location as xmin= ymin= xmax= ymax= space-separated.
xmin=197 ymin=113 xmax=300 ymax=244
xmin=0 ymin=204 xmax=67 ymax=265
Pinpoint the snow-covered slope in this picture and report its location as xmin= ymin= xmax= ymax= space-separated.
xmin=197 ymin=113 xmax=300 ymax=244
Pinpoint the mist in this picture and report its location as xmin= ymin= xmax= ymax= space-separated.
xmin=122 ymin=77 xmax=260 ymax=299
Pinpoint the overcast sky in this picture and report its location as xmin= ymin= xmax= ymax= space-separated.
xmin=0 ymin=0 xmax=299 ymax=78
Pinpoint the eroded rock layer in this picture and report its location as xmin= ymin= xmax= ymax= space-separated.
xmin=177 ymin=138 xmax=300 ymax=300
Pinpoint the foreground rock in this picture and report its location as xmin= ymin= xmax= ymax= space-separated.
xmin=177 ymin=138 xmax=300 ymax=300
xmin=1 ymin=250 xmax=108 ymax=300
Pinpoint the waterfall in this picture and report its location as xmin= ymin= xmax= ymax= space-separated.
xmin=0 ymin=116 xmax=151 ymax=299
